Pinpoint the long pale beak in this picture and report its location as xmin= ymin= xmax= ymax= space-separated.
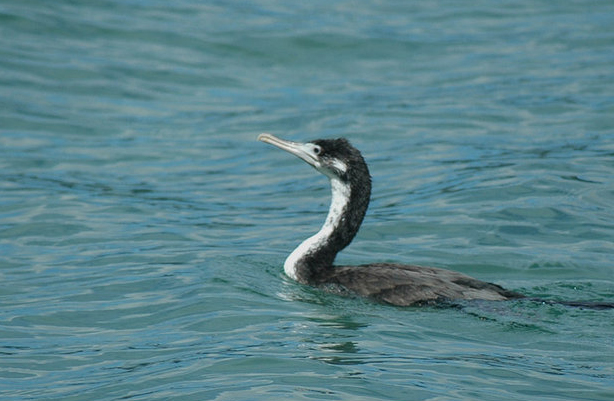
xmin=258 ymin=133 xmax=319 ymax=167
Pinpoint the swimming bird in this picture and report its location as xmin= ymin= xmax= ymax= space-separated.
xmin=258 ymin=134 xmax=612 ymax=308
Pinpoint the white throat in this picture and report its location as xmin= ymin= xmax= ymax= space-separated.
xmin=284 ymin=177 xmax=351 ymax=280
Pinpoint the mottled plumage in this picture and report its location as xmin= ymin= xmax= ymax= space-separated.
xmin=321 ymin=264 xmax=522 ymax=306
xmin=258 ymin=134 xmax=610 ymax=309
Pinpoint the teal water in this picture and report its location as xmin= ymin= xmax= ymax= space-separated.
xmin=1 ymin=1 xmax=614 ymax=400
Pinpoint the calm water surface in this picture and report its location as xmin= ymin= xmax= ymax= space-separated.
xmin=1 ymin=1 xmax=613 ymax=400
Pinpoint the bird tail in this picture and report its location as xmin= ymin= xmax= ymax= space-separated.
xmin=528 ymin=298 xmax=614 ymax=310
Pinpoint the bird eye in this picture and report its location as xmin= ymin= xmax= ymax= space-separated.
xmin=313 ymin=145 xmax=322 ymax=155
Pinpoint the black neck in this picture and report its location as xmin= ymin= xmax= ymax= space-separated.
xmin=293 ymin=168 xmax=371 ymax=284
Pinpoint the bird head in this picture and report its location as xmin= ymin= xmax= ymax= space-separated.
xmin=258 ymin=133 xmax=368 ymax=183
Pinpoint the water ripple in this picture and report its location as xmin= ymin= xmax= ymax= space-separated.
xmin=2 ymin=0 xmax=614 ymax=400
